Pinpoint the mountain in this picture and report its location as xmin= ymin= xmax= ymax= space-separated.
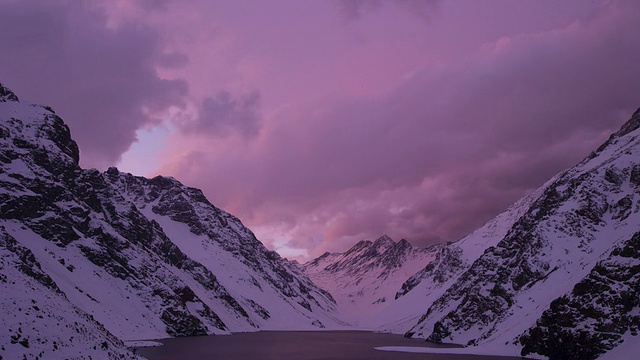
xmin=302 ymin=235 xmax=440 ymax=323
xmin=0 ymin=83 xmax=341 ymax=359
xmin=401 ymin=108 xmax=640 ymax=358
xmin=364 ymin=188 xmax=543 ymax=334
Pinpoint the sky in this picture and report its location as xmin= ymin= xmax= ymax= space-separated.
xmin=2 ymin=0 xmax=640 ymax=260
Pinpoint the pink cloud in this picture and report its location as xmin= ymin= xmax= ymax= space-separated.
xmin=154 ymin=0 xmax=640 ymax=258
xmin=3 ymin=0 xmax=639 ymax=259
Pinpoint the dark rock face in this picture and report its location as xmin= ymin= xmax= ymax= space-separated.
xmin=0 ymin=83 xmax=19 ymax=102
xmin=615 ymin=107 xmax=640 ymax=137
xmin=110 ymin=170 xmax=335 ymax=317
xmin=396 ymin=245 xmax=464 ymax=299
xmin=594 ymin=107 xmax=640 ymax=154
xmin=519 ymin=232 xmax=640 ymax=360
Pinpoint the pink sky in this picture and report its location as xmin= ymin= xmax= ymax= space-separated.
xmin=2 ymin=0 xmax=640 ymax=260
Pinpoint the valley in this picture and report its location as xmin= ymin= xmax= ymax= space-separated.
xmin=1 ymin=82 xmax=639 ymax=359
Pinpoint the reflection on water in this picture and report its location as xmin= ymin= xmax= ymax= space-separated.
xmin=136 ymin=331 xmax=525 ymax=360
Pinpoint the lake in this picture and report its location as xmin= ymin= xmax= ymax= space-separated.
xmin=135 ymin=331 xmax=525 ymax=359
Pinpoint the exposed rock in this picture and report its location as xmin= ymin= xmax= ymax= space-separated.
xmin=519 ymin=232 xmax=640 ymax=360
xmin=0 ymin=83 xmax=19 ymax=102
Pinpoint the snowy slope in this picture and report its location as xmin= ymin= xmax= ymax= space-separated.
xmin=99 ymin=170 xmax=342 ymax=331
xmin=302 ymin=235 xmax=440 ymax=324
xmin=404 ymin=108 xmax=640 ymax=358
xmin=0 ymin=82 xmax=341 ymax=358
xmin=0 ymin=226 xmax=139 ymax=359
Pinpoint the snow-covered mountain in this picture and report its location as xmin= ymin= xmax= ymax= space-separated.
xmin=0 ymin=83 xmax=342 ymax=359
xmin=400 ymin=108 xmax=640 ymax=358
xmin=302 ymin=235 xmax=440 ymax=323
xmin=363 ymin=188 xmax=543 ymax=334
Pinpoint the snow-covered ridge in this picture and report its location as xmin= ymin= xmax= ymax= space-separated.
xmin=0 ymin=82 xmax=342 ymax=359
xmin=302 ymin=235 xmax=440 ymax=323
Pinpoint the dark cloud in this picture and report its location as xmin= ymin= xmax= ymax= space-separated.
xmin=183 ymin=91 xmax=262 ymax=138
xmin=0 ymin=0 xmax=187 ymax=168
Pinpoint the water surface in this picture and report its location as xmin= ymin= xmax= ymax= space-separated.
xmin=136 ymin=331 xmax=525 ymax=360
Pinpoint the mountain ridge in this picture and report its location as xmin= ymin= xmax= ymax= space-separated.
xmin=302 ymin=235 xmax=440 ymax=322
xmin=0 ymin=82 xmax=342 ymax=359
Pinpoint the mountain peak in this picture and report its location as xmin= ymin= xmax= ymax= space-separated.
xmin=373 ymin=235 xmax=395 ymax=248
xmin=395 ymin=238 xmax=412 ymax=251
xmin=615 ymin=107 xmax=640 ymax=137
xmin=0 ymin=83 xmax=19 ymax=102
xmin=594 ymin=107 xmax=640 ymax=154
xmin=0 ymin=87 xmax=80 ymax=172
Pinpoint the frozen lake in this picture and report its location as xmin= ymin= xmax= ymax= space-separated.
xmin=135 ymin=331 xmax=525 ymax=359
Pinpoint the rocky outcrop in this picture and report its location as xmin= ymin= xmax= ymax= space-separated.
xmin=519 ymin=231 xmax=640 ymax=360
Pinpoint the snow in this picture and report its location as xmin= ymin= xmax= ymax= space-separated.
xmin=123 ymin=341 xmax=164 ymax=348
xmin=358 ymin=186 xmax=543 ymax=335
xmin=399 ymin=123 xmax=640 ymax=353
xmin=0 ymin=227 xmax=139 ymax=359
xmin=375 ymin=345 xmax=536 ymax=357
xmin=598 ymin=333 xmax=640 ymax=360
xmin=1 ymin=220 xmax=171 ymax=340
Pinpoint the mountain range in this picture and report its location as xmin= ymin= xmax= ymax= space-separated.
xmin=302 ymin=234 xmax=440 ymax=323
xmin=1 ymin=82 xmax=638 ymax=360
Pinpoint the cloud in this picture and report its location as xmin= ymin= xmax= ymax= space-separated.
xmin=135 ymin=0 xmax=171 ymax=12
xmin=157 ymin=0 xmax=640 ymax=257
xmin=334 ymin=0 xmax=442 ymax=21
xmin=158 ymin=52 xmax=189 ymax=69
xmin=182 ymin=91 xmax=262 ymax=138
xmin=3 ymin=0 xmax=638 ymax=260
xmin=0 ymin=0 xmax=187 ymax=168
